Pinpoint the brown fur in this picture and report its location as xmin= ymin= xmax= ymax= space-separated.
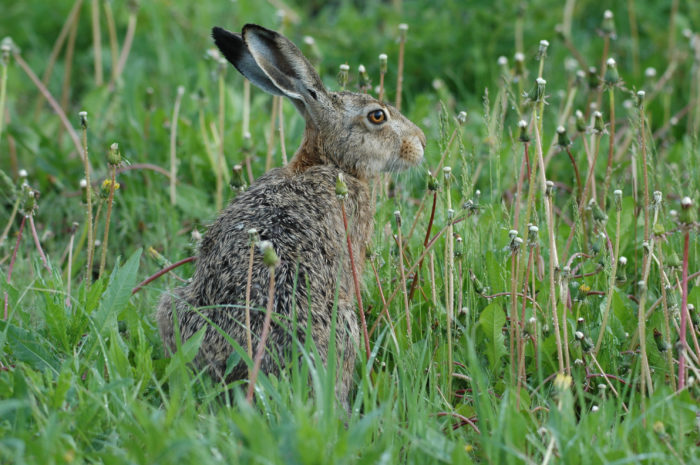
xmin=157 ymin=24 xmax=425 ymax=408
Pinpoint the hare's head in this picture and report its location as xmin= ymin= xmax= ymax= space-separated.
xmin=213 ymin=24 xmax=425 ymax=180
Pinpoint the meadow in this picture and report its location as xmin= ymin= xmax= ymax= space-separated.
xmin=1 ymin=0 xmax=699 ymax=463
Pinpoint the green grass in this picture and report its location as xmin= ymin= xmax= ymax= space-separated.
xmin=1 ymin=0 xmax=699 ymax=463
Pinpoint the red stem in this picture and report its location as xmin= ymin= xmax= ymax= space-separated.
xmin=340 ymin=200 xmax=371 ymax=361
xmin=131 ymin=256 xmax=196 ymax=294
xmin=7 ymin=215 xmax=27 ymax=283
xmin=408 ymin=191 xmax=437 ymax=302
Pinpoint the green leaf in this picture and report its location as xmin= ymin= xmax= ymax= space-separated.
xmin=1 ymin=322 xmax=60 ymax=373
xmin=478 ymin=302 xmax=507 ymax=371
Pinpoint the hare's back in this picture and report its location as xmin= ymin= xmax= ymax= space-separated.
xmin=191 ymin=166 xmax=348 ymax=305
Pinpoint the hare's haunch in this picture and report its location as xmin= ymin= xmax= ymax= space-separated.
xmin=157 ymin=24 xmax=425 ymax=406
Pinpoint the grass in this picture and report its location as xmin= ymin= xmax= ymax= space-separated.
xmin=1 ymin=0 xmax=699 ymax=463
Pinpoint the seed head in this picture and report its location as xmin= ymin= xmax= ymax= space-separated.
xmin=107 ymin=142 xmax=122 ymax=166
xmin=644 ymin=67 xmax=657 ymax=79
xmin=613 ymin=189 xmax=622 ymax=210
xmin=378 ymin=53 xmax=388 ymax=73
xmin=518 ymin=120 xmax=530 ymax=142
xmin=514 ymin=52 xmax=525 ymax=77
xmin=442 ymin=166 xmax=452 ymax=181
xmin=636 ymin=90 xmax=645 ymax=108
xmin=337 ymin=63 xmax=349 ymax=90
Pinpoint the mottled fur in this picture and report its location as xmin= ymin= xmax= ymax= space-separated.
xmin=156 ymin=24 xmax=425 ymax=406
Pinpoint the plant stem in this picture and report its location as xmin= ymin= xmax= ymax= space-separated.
xmin=245 ymin=241 xmax=255 ymax=367
xmin=103 ymin=0 xmax=119 ymax=83
xmin=395 ymin=26 xmax=406 ymax=111
xmin=28 ymin=215 xmax=50 ymax=271
xmin=594 ymin=200 xmax=621 ymax=354
xmin=109 ymin=5 xmax=138 ymax=90
xmin=246 ymin=266 xmax=276 ymax=404
xmin=678 ymin=229 xmax=690 ymax=390
xmin=602 ymin=88 xmax=615 ymax=210
xmin=395 ymin=213 xmax=411 ymax=339
xmin=265 ymin=96 xmax=279 ymax=171
xmin=169 ymin=86 xmax=184 ymax=206
xmin=91 ymin=0 xmax=103 ymax=85
xmin=408 ymin=191 xmax=437 ymax=302
xmin=340 ymin=200 xmax=370 ymax=361
xmin=132 ymin=256 xmax=196 ymax=294
xmin=98 ymin=165 xmax=117 ymax=279
xmin=65 ymin=222 xmax=78 ymax=308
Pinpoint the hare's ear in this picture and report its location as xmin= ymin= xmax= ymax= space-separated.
xmin=214 ymin=24 xmax=329 ymax=115
xmin=212 ymin=26 xmax=286 ymax=97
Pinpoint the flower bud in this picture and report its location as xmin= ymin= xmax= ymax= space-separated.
xmin=613 ymin=189 xmax=622 ymax=211
xmin=398 ymin=23 xmax=409 ymax=41
xmin=679 ymin=196 xmax=696 ymax=225
xmin=335 ymin=173 xmax=348 ymax=199
xmin=337 ymin=63 xmax=349 ymax=90
xmin=107 ymin=142 xmax=122 ymax=165
xmin=589 ymin=198 xmax=608 ymax=221
xmin=575 ymin=110 xmax=586 ymax=133
xmin=457 ymin=111 xmax=467 ymax=125
xmin=443 ymin=166 xmax=452 ymax=181
xmin=587 ymin=66 xmax=599 ymax=89
xmin=79 ymin=111 xmax=88 ymax=129
xmin=528 ymin=224 xmax=539 ymax=246
xmin=537 ymin=39 xmax=549 ymax=60
xmin=654 ymin=328 xmax=671 ymax=352
xmin=514 ymin=52 xmax=525 ymax=78
xmin=593 ymin=111 xmax=605 ymax=133
xmin=636 ymin=90 xmax=645 ymax=109
xmin=379 ymin=53 xmax=388 ymax=73
xmin=230 ymin=164 xmax=247 ymax=192
xmin=616 ymin=255 xmax=628 ymax=283
xmin=518 ymin=119 xmax=530 ymax=142
xmin=604 ymin=58 xmax=619 ymax=86
xmin=601 ymin=10 xmax=616 ymax=38
xmin=556 ymin=126 xmax=570 ymax=148
xmin=454 ymin=234 xmax=463 ymax=257
xmin=427 ymin=171 xmax=439 ymax=191
xmin=258 ymin=240 xmax=280 ymax=268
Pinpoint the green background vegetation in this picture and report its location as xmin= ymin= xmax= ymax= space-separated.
xmin=1 ymin=0 xmax=699 ymax=463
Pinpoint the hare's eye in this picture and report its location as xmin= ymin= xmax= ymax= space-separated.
xmin=367 ymin=109 xmax=386 ymax=124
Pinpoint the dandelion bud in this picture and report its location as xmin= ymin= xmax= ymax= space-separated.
xmin=337 ymin=63 xmax=349 ymax=90
xmin=18 ymin=169 xmax=28 ymax=179
xmin=556 ymin=125 xmax=570 ymax=148
xmin=593 ymin=111 xmax=605 ymax=133
xmin=526 ymin=317 xmax=536 ymax=336
xmin=230 ymin=164 xmax=247 ymax=191
xmin=604 ymin=58 xmax=619 ymax=86
xmin=79 ymin=111 xmax=88 ymax=129
xmin=617 ymin=255 xmax=628 ymax=283
xmin=145 ymin=87 xmax=155 ymax=111
xmin=247 ymin=228 xmax=259 ymax=244
xmin=574 ymin=110 xmax=586 ymax=133
xmin=537 ymin=39 xmax=549 ymax=60
xmin=601 ymin=10 xmax=616 ymax=37
xmin=457 ymin=111 xmax=467 ymax=125
xmin=358 ymin=64 xmax=370 ymax=90
xmin=518 ymin=119 xmax=530 ymax=142
xmin=470 ymin=273 xmax=486 ymax=296
xmin=335 ymin=173 xmax=348 ymax=199
xmin=508 ymin=229 xmax=519 ymax=240
xmin=447 ymin=208 xmax=455 ymax=220
xmin=545 ymin=180 xmax=554 ymax=197
xmin=653 ymin=328 xmax=671 ymax=352
xmin=644 ymin=67 xmax=656 ymax=80
xmin=576 ymin=317 xmax=585 ymax=331
xmin=613 ymin=189 xmax=622 ymax=210
xmin=427 ymin=171 xmax=439 ymax=191
xmin=636 ymin=90 xmax=645 ymax=108
xmin=527 ymin=224 xmax=539 ymax=246
xmin=587 ymin=66 xmax=599 ymax=89
xmin=653 ymin=421 xmax=667 ymax=439
xmin=442 ymin=166 xmax=452 ymax=181
xmin=376 ymin=53 xmax=388 ymax=75
xmin=514 ymin=52 xmax=525 ymax=77
xmin=588 ymin=199 xmax=607 ymax=223
xmin=398 ymin=23 xmax=408 ymax=40
xmin=393 ymin=210 xmax=402 ymax=227
xmin=455 ymin=234 xmax=463 ymax=257
xmin=258 ymin=240 xmax=280 ymax=268
xmin=679 ymin=196 xmax=696 ymax=225
xmin=107 ymin=142 xmax=122 ymax=166
xmin=534 ymin=77 xmax=547 ymax=101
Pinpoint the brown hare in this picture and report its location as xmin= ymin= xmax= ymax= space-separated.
xmin=157 ymin=24 xmax=425 ymax=406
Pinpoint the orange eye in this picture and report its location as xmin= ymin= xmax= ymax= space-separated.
xmin=368 ymin=109 xmax=386 ymax=124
